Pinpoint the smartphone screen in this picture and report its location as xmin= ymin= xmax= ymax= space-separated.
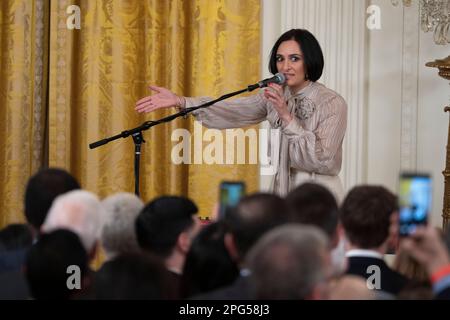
xmin=398 ymin=172 xmax=432 ymax=237
xmin=219 ymin=181 xmax=246 ymax=219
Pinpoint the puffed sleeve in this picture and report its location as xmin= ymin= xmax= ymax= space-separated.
xmin=184 ymin=91 xmax=268 ymax=129
xmin=281 ymin=95 xmax=347 ymax=174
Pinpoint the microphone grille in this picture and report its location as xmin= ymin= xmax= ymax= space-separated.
xmin=274 ymin=73 xmax=286 ymax=85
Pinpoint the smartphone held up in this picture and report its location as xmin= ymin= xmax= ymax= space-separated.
xmin=398 ymin=172 xmax=432 ymax=237
xmin=218 ymin=181 xmax=246 ymax=219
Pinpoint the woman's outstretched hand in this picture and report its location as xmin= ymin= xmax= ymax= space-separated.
xmin=135 ymin=85 xmax=183 ymax=113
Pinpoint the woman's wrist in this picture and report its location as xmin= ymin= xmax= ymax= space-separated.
xmin=176 ymin=96 xmax=186 ymax=109
xmin=281 ymin=113 xmax=293 ymax=125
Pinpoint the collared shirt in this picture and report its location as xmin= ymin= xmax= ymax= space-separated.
xmin=345 ymin=249 xmax=385 ymax=260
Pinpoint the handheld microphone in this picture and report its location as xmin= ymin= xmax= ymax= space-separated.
xmin=247 ymin=73 xmax=286 ymax=91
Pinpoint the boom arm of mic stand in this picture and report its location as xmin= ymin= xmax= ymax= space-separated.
xmin=88 ymin=85 xmax=254 ymax=196
xmin=89 ymin=85 xmax=253 ymax=150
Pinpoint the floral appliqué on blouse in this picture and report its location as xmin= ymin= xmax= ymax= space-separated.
xmin=274 ymin=95 xmax=317 ymax=128
xmin=292 ymin=95 xmax=316 ymax=120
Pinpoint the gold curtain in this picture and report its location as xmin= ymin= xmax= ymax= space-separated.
xmin=48 ymin=0 xmax=260 ymax=218
xmin=0 ymin=0 xmax=49 ymax=226
xmin=0 ymin=0 xmax=260 ymax=227
xmin=185 ymin=1 xmax=261 ymax=216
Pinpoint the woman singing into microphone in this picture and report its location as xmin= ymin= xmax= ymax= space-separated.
xmin=135 ymin=29 xmax=347 ymax=202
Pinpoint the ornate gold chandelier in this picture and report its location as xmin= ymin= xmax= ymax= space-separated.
xmin=392 ymin=0 xmax=450 ymax=45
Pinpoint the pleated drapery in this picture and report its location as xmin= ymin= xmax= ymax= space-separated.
xmin=0 ymin=0 xmax=260 ymax=225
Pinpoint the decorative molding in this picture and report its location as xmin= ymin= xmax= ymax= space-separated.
xmin=400 ymin=4 xmax=420 ymax=170
xmin=54 ymin=0 xmax=68 ymax=166
xmin=261 ymin=0 xmax=368 ymax=191
xmin=33 ymin=0 xmax=45 ymax=171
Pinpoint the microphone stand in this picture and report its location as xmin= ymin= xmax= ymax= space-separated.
xmin=89 ymin=84 xmax=260 ymax=197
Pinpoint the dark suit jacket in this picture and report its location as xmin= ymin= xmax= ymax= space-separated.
xmin=0 ymin=248 xmax=28 ymax=273
xmin=436 ymin=287 xmax=450 ymax=300
xmin=346 ymin=256 xmax=409 ymax=295
xmin=0 ymin=248 xmax=31 ymax=299
xmin=167 ymin=270 xmax=182 ymax=299
xmin=192 ymin=275 xmax=254 ymax=300
xmin=0 ymin=270 xmax=30 ymax=300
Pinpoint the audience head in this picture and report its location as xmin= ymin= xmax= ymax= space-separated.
xmin=0 ymin=224 xmax=33 ymax=251
xmin=181 ymin=221 xmax=239 ymax=298
xmin=25 ymin=229 xmax=89 ymax=300
xmin=101 ymin=192 xmax=144 ymax=260
xmin=247 ymin=224 xmax=330 ymax=300
xmin=135 ymin=196 xmax=199 ymax=259
xmin=328 ymin=275 xmax=376 ymax=300
xmin=340 ymin=185 xmax=398 ymax=249
xmin=224 ymin=193 xmax=288 ymax=262
xmin=396 ymin=281 xmax=433 ymax=300
xmin=24 ymin=168 xmax=80 ymax=232
xmin=41 ymin=190 xmax=103 ymax=255
xmin=286 ymin=182 xmax=339 ymax=244
xmin=92 ymin=253 xmax=177 ymax=300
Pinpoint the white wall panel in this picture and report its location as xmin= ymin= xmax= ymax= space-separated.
xmin=261 ymin=0 xmax=449 ymax=226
